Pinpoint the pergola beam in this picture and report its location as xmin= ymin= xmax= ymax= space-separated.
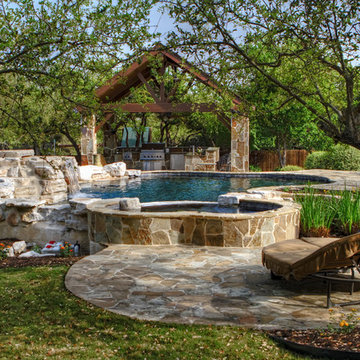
xmin=104 ymin=103 xmax=217 ymax=113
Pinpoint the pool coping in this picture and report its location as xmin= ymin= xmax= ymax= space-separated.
xmin=86 ymin=197 xmax=300 ymax=221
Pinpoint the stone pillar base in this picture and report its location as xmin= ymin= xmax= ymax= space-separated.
xmin=231 ymin=116 xmax=249 ymax=172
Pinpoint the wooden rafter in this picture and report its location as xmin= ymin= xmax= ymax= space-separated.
xmin=95 ymin=112 xmax=114 ymax=133
xmin=159 ymin=61 xmax=166 ymax=102
xmin=216 ymin=112 xmax=232 ymax=130
xmin=104 ymin=103 xmax=217 ymax=113
xmin=137 ymin=72 xmax=161 ymax=103
xmin=91 ymin=46 xmax=244 ymax=135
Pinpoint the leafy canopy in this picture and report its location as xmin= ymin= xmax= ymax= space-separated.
xmin=164 ymin=0 xmax=360 ymax=149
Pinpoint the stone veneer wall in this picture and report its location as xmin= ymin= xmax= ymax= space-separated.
xmin=231 ymin=116 xmax=249 ymax=172
xmin=0 ymin=198 xmax=92 ymax=254
xmin=87 ymin=199 xmax=300 ymax=254
xmin=184 ymin=147 xmax=220 ymax=171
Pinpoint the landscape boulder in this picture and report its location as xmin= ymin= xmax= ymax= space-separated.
xmin=119 ymin=197 xmax=141 ymax=211
xmin=103 ymin=162 xmax=127 ymax=177
xmin=12 ymin=240 xmax=27 ymax=254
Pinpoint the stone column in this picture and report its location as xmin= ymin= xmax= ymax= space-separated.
xmin=80 ymin=115 xmax=97 ymax=165
xmin=102 ymin=122 xmax=118 ymax=164
xmin=231 ymin=115 xmax=249 ymax=172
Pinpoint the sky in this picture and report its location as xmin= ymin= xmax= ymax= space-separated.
xmin=148 ymin=4 xmax=182 ymax=43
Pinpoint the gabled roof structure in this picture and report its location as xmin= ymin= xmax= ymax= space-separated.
xmin=94 ymin=47 xmax=243 ymax=132
xmin=82 ymin=46 xmax=250 ymax=173
xmin=96 ymin=47 xmax=242 ymax=106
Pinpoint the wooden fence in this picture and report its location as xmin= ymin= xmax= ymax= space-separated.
xmin=250 ymin=149 xmax=309 ymax=171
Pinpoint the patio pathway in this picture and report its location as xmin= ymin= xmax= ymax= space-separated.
xmin=65 ymin=244 xmax=360 ymax=329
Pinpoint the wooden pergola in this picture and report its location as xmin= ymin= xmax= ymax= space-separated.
xmin=81 ymin=48 xmax=249 ymax=172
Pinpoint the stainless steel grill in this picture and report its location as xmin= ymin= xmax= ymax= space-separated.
xmin=140 ymin=150 xmax=165 ymax=170
xmin=140 ymin=150 xmax=165 ymax=160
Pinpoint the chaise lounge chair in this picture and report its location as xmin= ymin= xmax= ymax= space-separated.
xmin=262 ymin=233 xmax=360 ymax=307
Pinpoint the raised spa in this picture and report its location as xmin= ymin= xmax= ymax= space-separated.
xmin=87 ymin=197 xmax=300 ymax=252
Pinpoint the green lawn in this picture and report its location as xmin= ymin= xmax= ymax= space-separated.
xmin=0 ymin=265 xmax=313 ymax=360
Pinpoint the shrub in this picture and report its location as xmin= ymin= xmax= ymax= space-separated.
xmin=304 ymin=151 xmax=327 ymax=169
xmin=278 ymin=165 xmax=304 ymax=171
xmin=305 ymin=145 xmax=360 ymax=171
xmin=249 ymin=164 xmax=262 ymax=172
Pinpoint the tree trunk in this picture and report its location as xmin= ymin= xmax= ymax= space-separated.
xmin=277 ymin=139 xmax=287 ymax=168
xmin=60 ymin=127 xmax=82 ymax=165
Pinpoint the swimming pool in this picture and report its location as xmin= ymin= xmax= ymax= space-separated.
xmin=79 ymin=175 xmax=323 ymax=202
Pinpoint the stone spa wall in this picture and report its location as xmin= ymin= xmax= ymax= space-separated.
xmin=87 ymin=198 xmax=300 ymax=254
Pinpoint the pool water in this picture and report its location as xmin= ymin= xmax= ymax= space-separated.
xmin=78 ymin=176 xmax=313 ymax=202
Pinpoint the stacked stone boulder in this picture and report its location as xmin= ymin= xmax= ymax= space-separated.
xmin=0 ymin=155 xmax=79 ymax=203
xmin=0 ymin=153 xmax=139 ymax=255
xmin=78 ymin=162 xmax=135 ymax=181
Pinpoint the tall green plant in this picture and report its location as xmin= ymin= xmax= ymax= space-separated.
xmin=295 ymin=187 xmax=337 ymax=237
xmin=335 ymin=190 xmax=360 ymax=235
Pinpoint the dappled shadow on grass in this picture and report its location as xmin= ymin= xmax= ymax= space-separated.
xmin=0 ymin=266 xmax=313 ymax=360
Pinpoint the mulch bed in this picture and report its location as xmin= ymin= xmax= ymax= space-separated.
xmin=0 ymin=256 xmax=83 ymax=269
xmin=268 ymin=328 xmax=360 ymax=353
xmin=0 ymin=239 xmax=83 ymax=269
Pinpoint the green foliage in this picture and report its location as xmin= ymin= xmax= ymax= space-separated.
xmin=305 ymin=145 xmax=360 ymax=170
xmin=0 ymin=243 xmax=9 ymax=260
xmin=294 ymin=188 xmax=337 ymax=236
xmin=245 ymin=68 xmax=334 ymax=155
xmin=327 ymin=308 xmax=360 ymax=334
xmin=335 ymin=190 xmax=360 ymax=235
xmin=295 ymin=187 xmax=360 ymax=236
xmin=0 ymin=266 xmax=304 ymax=359
xmin=31 ymin=245 xmax=42 ymax=254
xmin=249 ymin=165 xmax=262 ymax=172
xmin=165 ymin=0 xmax=360 ymax=149
xmin=278 ymin=165 xmax=304 ymax=172
xmin=0 ymin=0 xmax=155 ymax=153
xmin=304 ymin=151 xmax=328 ymax=169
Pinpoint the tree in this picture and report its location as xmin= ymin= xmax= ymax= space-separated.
xmin=0 ymin=0 xmax=155 ymax=152
xmin=242 ymin=62 xmax=334 ymax=166
xmin=164 ymin=0 xmax=360 ymax=149
xmin=0 ymin=0 xmax=154 ymax=82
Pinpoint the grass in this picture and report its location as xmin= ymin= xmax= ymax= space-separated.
xmin=0 ymin=265 xmax=312 ymax=360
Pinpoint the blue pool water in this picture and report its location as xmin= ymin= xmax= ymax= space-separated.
xmin=78 ymin=176 xmax=314 ymax=202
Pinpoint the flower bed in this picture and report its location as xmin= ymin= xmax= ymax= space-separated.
xmin=268 ymin=308 xmax=360 ymax=358
xmin=0 ymin=239 xmax=82 ymax=268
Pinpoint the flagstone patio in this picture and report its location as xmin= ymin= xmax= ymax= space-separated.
xmin=65 ymin=244 xmax=360 ymax=329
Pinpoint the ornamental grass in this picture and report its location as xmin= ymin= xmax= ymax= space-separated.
xmin=295 ymin=187 xmax=360 ymax=237
xmin=294 ymin=187 xmax=337 ymax=237
xmin=335 ymin=189 xmax=360 ymax=235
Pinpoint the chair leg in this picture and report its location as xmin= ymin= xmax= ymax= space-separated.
xmin=327 ymin=280 xmax=333 ymax=308
xmin=270 ymin=271 xmax=282 ymax=280
xmin=351 ymin=268 xmax=355 ymax=295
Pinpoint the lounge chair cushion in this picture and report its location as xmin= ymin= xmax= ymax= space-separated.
xmin=262 ymin=233 xmax=360 ymax=280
